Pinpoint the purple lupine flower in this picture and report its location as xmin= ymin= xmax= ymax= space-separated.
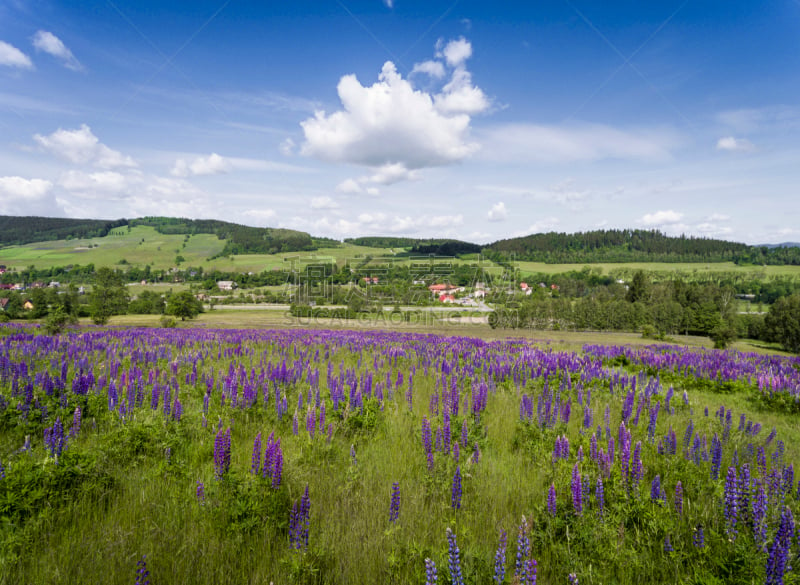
xmin=675 ymin=481 xmax=683 ymax=516
xmin=664 ymin=535 xmax=673 ymax=553
xmin=172 ymin=396 xmax=182 ymax=421
xmin=631 ymin=441 xmax=643 ymax=490
xmin=272 ymin=440 xmax=283 ymax=489
xmin=389 ymin=482 xmax=400 ymax=523
xmin=525 ymin=559 xmax=537 ymax=585
xmin=461 ymin=419 xmax=469 ymax=448
xmin=135 ymin=555 xmax=150 ymax=585
xmin=453 ymin=441 xmax=460 ymax=463
xmin=724 ymin=466 xmax=739 ymax=539
xmin=0 ymin=458 xmax=5 ymax=480
xmin=753 ymin=481 xmax=768 ymax=548
xmin=472 ymin=442 xmax=480 ymax=465
xmin=425 ymin=558 xmax=438 ymax=585
xmin=650 ymin=475 xmax=664 ymax=505
xmin=299 ymin=484 xmax=311 ymax=550
xmin=693 ymin=525 xmax=705 ymax=549
xmin=451 ymin=466 xmax=462 ymax=510
xmin=710 ymin=434 xmax=722 ymax=480
xmin=350 ymin=444 xmax=357 ymax=466
xmin=571 ymin=463 xmax=582 ymax=515
xmin=568 ymin=573 xmax=579 ymax=585
xmin=213 ymin=426 xmax=231 ymax=479
xmin=515 ymin=516 xmax=530 ymax=581
xmin=766 ymin=506 xmax=794 ymax=585
xmin=596 ymin=477 xmax=605 ymax=517
xmin=69 ymin=405 xmax=81 ymax=438
xmin=547 ymin=483 xmax=557 ymax=517
xmin=251 ymin=432 xmax=262 ymax=475
xmin=493 ymin=529 xmax=507 ymax=584
xmin=447 ymin=528 xmax=464 ymax=585
xmin=196 ymin=480 xmax=205 ymax=504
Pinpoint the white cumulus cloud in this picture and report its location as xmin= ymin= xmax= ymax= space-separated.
xmin=300 ymin=37 xmax=489 ymax=183
xmin=640 ymin=210 xmax=683 ymax=226
xmin=34 ymin=124 xmax=136 ymax=168
xmin=0 ymin=40 xmax=33 ymax=69
xmin=716 ymin=136 xmax=755 ymax=153
xmin=59 ymin=170 xmax=135 ymax=197
xmin=487 ymin=202 xmax=507 ymax=222
xmin=0 ymin=176 xmax=52 ymax=199
xmin=0 ymin=176 xmax=55 ymax=214
xmin=439 ymin=37 xmax=472 ymax=67
xmin=32 ymin=31 xmax=83 ymax=71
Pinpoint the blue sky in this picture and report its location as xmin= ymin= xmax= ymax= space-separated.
xmin=1 ymin=0 xmax=798 ymax=244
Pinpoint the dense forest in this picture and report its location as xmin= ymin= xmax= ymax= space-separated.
xmin=0 ymin=216 xmax=128 ymax=246
xmin=345 ymin=236 xmax=481 ymax=256
xmin=485 ymin=229 xmax=800 ymax=264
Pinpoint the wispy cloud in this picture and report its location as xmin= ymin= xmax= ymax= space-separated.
xmin=0 ymin=40 xmax=33 ymax=69
xmin=32 ymin=31 xmax=83 ymax=71
xmin=480 ymin=123 xmax=681 ymax=164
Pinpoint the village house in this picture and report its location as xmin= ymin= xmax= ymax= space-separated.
xmin=217 ymin=281 xmax=237 ymax=291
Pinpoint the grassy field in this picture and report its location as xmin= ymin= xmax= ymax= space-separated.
xmin=514 ymin=260 xmax=800 ymax=279
xmin=96 ymin=308 xmax=786 ymax=355
xmin=2 ymin=322 xmax=799 ymax=584
xmin=0 ymin=226 xmax=224 ymax=270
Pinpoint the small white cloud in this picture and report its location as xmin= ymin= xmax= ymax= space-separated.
xmin=34 ymin=124 xmax=136 ymax=168
xmin=487 ymin=202 xmax=507 ymax=222
xmin=640 ymin=210 xmax=683 ymax=226
xmin=716 ymin=136 xmax=755 ymax=153
xmin=439 ymin=37 xmax=472 ymax=67
xmin=172 ymin=153 xmax=230 ymax=177
xmin=411 ymin=60 xmax=445 ymax=79
xmin=32 ymin=31 xmax=83 ymax=71
xmin=0 ymin=40 xmax=33 ymax=69
xmin=383 ymin=0 xmax=394 ymax=8
xmin=310 ymin=196 xmax=339 ymax=210
xmin=335 ymin=178 xmax=363 ymax=194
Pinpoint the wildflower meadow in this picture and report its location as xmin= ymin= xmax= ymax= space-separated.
xmin=1 ymin=323 xmax=800 ymax=584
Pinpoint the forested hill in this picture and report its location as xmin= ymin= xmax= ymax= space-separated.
xmin=344 ymin=237 xmax=481 ymax=256
xmin=484 ymin=229 xmax=800 ymax=265
xmin=0 ymin=216 xmax=127 ymax=246
xmin=129 ymin=217 xmax=324 ymax=255
xmin=0 ymin=215 xmax=325 ymax=255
